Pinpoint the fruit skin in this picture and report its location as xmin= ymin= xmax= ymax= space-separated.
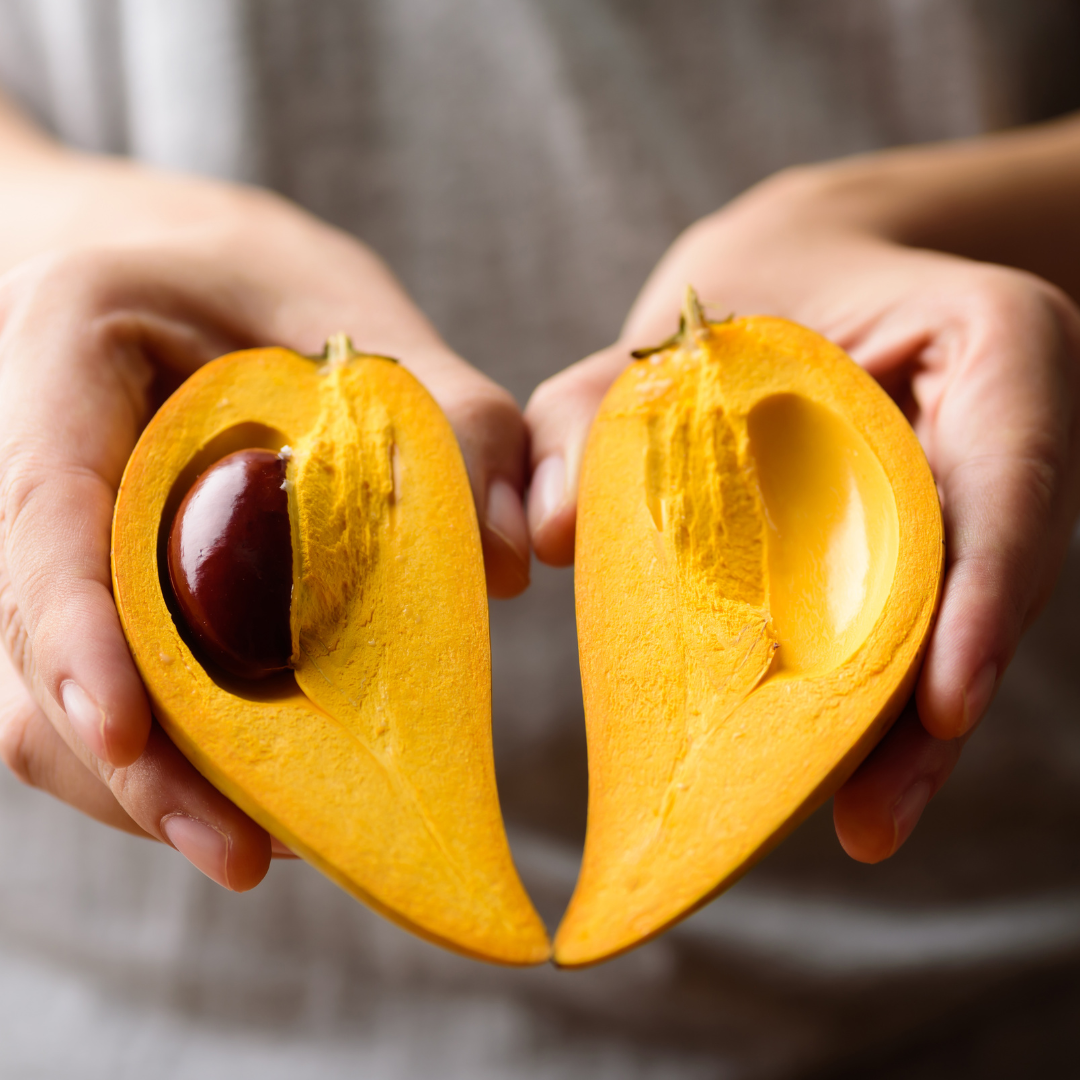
xmin=554 ymin=293 xmax=943 ymax=968
xmin=112 ymin=339 xmax=549 ymax=966
xmin=167 ymin=448 xmax=293 ymax=680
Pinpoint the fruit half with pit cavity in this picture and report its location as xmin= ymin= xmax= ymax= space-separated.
xmin=554 ymin=291 xmax=943 ymax=967
xmin=112 ymin=335 xmax=549 ymax=965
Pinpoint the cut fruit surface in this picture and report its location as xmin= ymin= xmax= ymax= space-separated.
xmin=555 ymin=293 xmax=943 ymax=968
xmin=749 ymin=392 xmax=899 ymax=676
xmin=112 ymin=339 xmax=549 ymax=966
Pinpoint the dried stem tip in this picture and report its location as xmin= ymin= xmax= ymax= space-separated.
xmin=324 ymin=332 xmax=359 ymax=368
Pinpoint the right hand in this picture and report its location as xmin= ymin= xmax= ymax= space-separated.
xmin=524 ymin=164 xmax=1080 ymax=863
xmin=0 ymin=157 xmax=530 ymax=889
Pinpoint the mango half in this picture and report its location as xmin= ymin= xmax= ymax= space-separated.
xmin=555 ymin=293 xmax=943 ymax=967
xmin=112 ymin=337 xmax=549 ymax=965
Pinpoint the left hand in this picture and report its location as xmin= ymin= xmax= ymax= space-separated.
xmin=0 ymin=178 xmax=529 ymax=887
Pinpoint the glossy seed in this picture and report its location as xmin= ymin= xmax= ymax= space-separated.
xmin=167 ymin=448 xmax=293 ymax=679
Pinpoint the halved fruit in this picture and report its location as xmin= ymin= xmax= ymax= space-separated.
xmin=555 ymin=292 xmax=943 ymax=967
xmin=112 ymin=337 xmax=549 ymax=965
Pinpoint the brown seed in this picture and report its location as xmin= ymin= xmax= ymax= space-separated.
xmin=167 ymin=449 xmax=293 ymax=679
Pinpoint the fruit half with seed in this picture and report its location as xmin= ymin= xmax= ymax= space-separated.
xmin=554 ymin=290 xmax=943 ymax=967
xmin=112 ymin=334 xmax=549 ymax=965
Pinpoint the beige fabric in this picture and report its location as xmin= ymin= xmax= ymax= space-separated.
xmin=1 ymin=1 xmax=1080 ymax=1075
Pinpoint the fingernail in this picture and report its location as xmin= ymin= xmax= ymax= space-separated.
xmin=891 ymin=779 xmax=932 ymax=854
xmin=528 ymin=454 xmax=566 ymax=535
xmin=61 ymin=680 xmax=107 ymax=758
xmin=962 ymin=662 xmax=997 ymax=735
xmin=162 ymin=814 xmax=231 ymax=889
xmin=485 ymin=477 xmax=529 ymax=564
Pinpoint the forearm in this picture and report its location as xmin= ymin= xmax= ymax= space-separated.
xmin=621 ymin=112 xmax=1080 ymax=347
xmin=747 ymin=112 xmax=1080 ymax=302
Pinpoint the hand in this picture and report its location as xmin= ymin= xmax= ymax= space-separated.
xmin=0 ymin=153 xmax=530 ymax=888
xmin=525 ymin=163 xmax=1080 ymax=861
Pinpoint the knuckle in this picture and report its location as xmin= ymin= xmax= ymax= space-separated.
xmin=530 ymin=365 xmax=580 ymax=404
xmin=0 ymin=450 xmax=113 ymax=652
xmin=105 ymin=760 xmax=134 ymax=806
xmin=0 ymin=249 xmax=127 ymax=364
xmin=948 ymin=457 xmax=1061 ymax=629
xmin=956 ymin=264 xmax=1071 ymax=342
xmin=977 ymin=438 xmax=1070 ymax=511
xmin=524 ymin=372 xmax=564 ymax=416
xmin=0 ymin=583 xmax=34 ymax=686
xmin=527 ymin=350 xmax=620 ymax=417
xmin=0 ymin=450 xmax=58 ymax=566
xmin=25 ymin=247 xmax=117 ymax=294
xmin=0 ymin=448 xmax=49 ymax=531
xmin=442 ymin=383 xmax=525 ymax=452
xmin=0 ymin=695 xmax=35 ymax=787
xmin=0 ymin=249 xmax=103 ymax=317
xmin=462 ymin=380 xmax=521 ymax=425
xmin=1021 ymin=454 xmax=1060 ymax=519
xmin=0 ymin=448 xmax=110 ymax=546
xmin=428 ymin=360 xmax=519 ymax=418
xmin=0 ymin=255 xmax=92 ymax=385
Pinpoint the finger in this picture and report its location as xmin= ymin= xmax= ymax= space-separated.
xmin=0 ymin=259 xmax=158 ymax=766
xmin=1 ymin=663 xmax=275 ymax=885
xmin=912 ymin=275 xmax=1080 ymax=739
xmin=0 ymin=643 xmax=145 ymax=834
xmin=1 ymin=630 xmax=271 ymax=888
xmin=109 ymin=723 xmax=271 ymax=891
xmin=479 ymin=475 xmax=531 ymax=599
xmin=524 ymin=345 xmax=631 ymax=566
xmin=446 ymin=381 xmax=530 ymax=601
xmin=2 ymin=617 xmax=271 ymax=888
xmin=0 ymin=249 xmax=256 ymax=767
xmin=915 ymin=456 xmax=1029 ymax=738
xmin=833 ymin=702 xmax=963 ymax=863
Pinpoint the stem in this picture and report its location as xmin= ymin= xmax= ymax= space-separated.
xmin=682 ymin=285 xmax=706 ymax=337
xmin=324 ymin=332 xmax=358 ymax=368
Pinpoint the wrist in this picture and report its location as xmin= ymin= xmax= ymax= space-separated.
xmin=725 ymin=116 xmax=1080 ymax=302
xmin=717 ymin=156 xmax=922 ymax=242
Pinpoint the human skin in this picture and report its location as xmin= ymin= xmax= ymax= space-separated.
xmin=0 ymin=95 xmax=530 ymax=889
xmin=525 ymin=112 xmax=1080 ymax=862
xmin=3 ymin=82 xmax=1079 ymax=890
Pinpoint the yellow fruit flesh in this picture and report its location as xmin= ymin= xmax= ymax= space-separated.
xmin=113 ymin=345 xmax=549 ymax=966
xmin=750 ymin=393 xmax=900 ymax=675
xmin=555 ymin=303 xmax=941 ymax=967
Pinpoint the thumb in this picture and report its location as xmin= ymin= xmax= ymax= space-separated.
xmin=524 ymin=344 xmax=631 ymax=566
